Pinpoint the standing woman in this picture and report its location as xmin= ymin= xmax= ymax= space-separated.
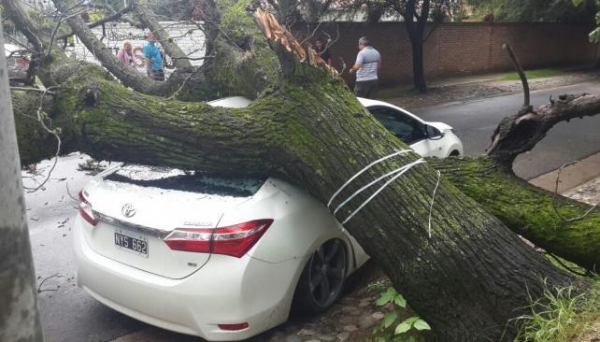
xmin=116 ymin=41 xmax=134 ymax=66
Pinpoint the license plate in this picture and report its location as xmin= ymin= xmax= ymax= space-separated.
xmin=114 ymin=232 xmax=148 ymax=256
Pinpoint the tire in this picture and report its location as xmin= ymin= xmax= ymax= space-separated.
xmin=293 ymin=239 xmax=347 ymax=314
xmin=449 ymin=150 xmax=460 ymax=157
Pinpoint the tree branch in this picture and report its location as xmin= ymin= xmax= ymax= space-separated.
xmin=487 ymin=93 xmax=600 ymax=166
xmin=56 ymin=5 xmax=135 ymax=41
xmin=51 ymin=0 xmax=189 ymax=97
xmin=3 ymin=0 xmax=46 ymax=54
xmin=503 ymin=43 xmax=530 ymax=108
xmin=430 ymin=156 xmax=600 ymax=271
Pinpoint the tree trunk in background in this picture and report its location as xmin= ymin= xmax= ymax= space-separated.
xmin=405 ymin=0 xmax=429 ymax=93
xmin=0 ymin=29 xmax=44 ymax=342
xmin=410 ymin=37 xmax=427 ymax=92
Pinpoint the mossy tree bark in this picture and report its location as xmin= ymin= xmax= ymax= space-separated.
xmin=431 ymin=157 xmax=600 ymax=272
xmin=4 ymin=1 xmax=598 ymax=340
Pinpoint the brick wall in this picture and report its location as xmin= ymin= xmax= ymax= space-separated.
xmin=297 ymin=22 xmax=599 ymax=87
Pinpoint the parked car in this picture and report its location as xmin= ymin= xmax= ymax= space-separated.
xmin=4 ymin=43 xmax=31 ymax=86
xmin=73 ymin=97 xmax=463 ymax=341
xmin=359 ymin=97 xmax=463 ymax=158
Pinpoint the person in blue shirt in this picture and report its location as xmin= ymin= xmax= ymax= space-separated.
xmin=143 ymin=33 xmax=164 ymax=81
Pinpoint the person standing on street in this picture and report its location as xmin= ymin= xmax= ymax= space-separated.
xmin=116 ymin=41 xmax=134 ymax=67
xmin=143 ymin=33 xmax=164 ymax=81
xmin=349 ymin=36 xmax=381 ymax=99
xmin=314 ymin=37 xmax=332 ymax=66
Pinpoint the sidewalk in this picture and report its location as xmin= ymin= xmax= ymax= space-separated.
xmin=530 ymin=152 xmax=600 ymax=205
xmin=426 ymin=63 xmax=598 ymax=89
xmin=381 ymin=65 xmax=600 ymax=110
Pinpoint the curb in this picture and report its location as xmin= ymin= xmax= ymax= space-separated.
xmin=529 ymin=152 xmax=600 ymax=198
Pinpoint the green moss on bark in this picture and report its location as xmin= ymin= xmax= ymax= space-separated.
xmin=431 ymin=157 xmax=600 ymax=271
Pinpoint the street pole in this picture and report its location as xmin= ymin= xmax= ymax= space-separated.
xmin=0 ymin=22 xmax=44 ymax=342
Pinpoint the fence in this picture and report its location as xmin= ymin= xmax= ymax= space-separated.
xmin=296 ymin=22 xmax=599 ymax=86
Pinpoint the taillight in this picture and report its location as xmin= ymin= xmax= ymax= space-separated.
xmin=78 ymin=190 xmax=97 ymax=226
xmin=164 ymin=219 xmax=273 ymax=258
xmin=218 ymin=323 xmax=249 ymax=331
xmin=163 ymin=228 xmax=213 ymax=253
xmin=16 ymin=58 xmax=29 ymax=67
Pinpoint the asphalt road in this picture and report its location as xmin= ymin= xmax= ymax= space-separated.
xmin=24 ymin=155 xmax=149 ymax=342
xmin=415 ymin=82 xmax=600 ymax=179
xmin=25 ymin=82 xmax=600 ymax=342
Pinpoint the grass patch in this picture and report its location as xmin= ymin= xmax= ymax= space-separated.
xmin=513 ymin=284 xmax=600 ymax=342
xmin=501 ymin=69 xmax=564 ymax=81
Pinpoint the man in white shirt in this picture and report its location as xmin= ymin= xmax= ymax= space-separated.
xmin=349 ymin=36 xmax=381 ymax=99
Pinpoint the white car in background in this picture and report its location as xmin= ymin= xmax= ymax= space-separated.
xmin=73 ymin=97 xmax=462 ymax=341
xmin=359 ymin=98 xmax=463 ymax=158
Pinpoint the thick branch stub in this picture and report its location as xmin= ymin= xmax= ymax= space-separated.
xmin=486 ymin=106 xmax=539 ymax=168
xmin=253 ymin=9 xmax=339 ymax=78
xmin=487 ymin=92 xmax=600 ymax=169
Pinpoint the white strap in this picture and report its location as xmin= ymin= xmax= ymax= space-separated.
xmin=428 ymin=170 xmax=441 ymax=238
xmin=341 ymin=159 xmax=426 ymax=224
xmin=334 ymin=161 xmax=421 ymax=215
xmin=327 ymin=149 xmax=410 ymax=209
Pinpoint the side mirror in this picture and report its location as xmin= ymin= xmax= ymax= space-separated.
xmin=426 ymin=125 xmax=444 ymax=140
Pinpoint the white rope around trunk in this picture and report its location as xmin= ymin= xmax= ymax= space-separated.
xmin=328 ymin=151 xmax=442 ymax=236
xmin=327 ymin=149 xmax=411 ymax=209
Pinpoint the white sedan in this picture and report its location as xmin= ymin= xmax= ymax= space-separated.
xmin=358 ymin=98 xmax=463 ymax=158
xmin=73 ymin=97 xmax=462 ymax=341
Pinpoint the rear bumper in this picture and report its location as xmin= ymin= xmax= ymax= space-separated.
xmin=73 ymin=218 xmax=306 ymax=341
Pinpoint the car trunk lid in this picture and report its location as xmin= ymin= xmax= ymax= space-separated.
xmin=80 ymin=165 xmax=265 ymax=279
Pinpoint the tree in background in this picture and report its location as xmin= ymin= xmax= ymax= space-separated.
xmin=387 ymin=0 xmax=459 ymax=93
xmin=468 ymin=0 xmax=597 ymax=22
xmin=331 ymin=0 xmax=459 ymax=93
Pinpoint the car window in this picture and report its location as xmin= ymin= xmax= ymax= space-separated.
xmin=105 ymin=165 xmax=266 ymax=197
xmin=367 ymin=106 xmax=426 ymax=144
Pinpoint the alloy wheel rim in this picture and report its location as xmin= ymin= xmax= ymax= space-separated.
xmin=308 ymin=239 xmax=346 ymax=307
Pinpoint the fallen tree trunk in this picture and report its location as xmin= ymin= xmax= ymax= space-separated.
xmin=9 ymin=45 xmax=580 ymax=342
xmin=14 ymin=82 xmax=600 ymax=272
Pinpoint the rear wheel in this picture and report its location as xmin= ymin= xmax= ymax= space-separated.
xmin=293 ymin=239 xmax=347 ymax=314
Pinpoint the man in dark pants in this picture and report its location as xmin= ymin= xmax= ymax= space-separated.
xmin=349 ymin=36 xmax=381 ymax=99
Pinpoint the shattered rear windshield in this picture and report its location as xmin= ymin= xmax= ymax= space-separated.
xmin=105 ymin=165 xmax=265 ymax=197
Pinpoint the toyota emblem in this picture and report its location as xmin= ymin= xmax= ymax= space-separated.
xmin=121 ymin=203 xmax=136 ymax=218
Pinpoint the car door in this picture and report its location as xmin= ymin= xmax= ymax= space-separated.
xmin=367 ymin=105 xmax=434 ymax=157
